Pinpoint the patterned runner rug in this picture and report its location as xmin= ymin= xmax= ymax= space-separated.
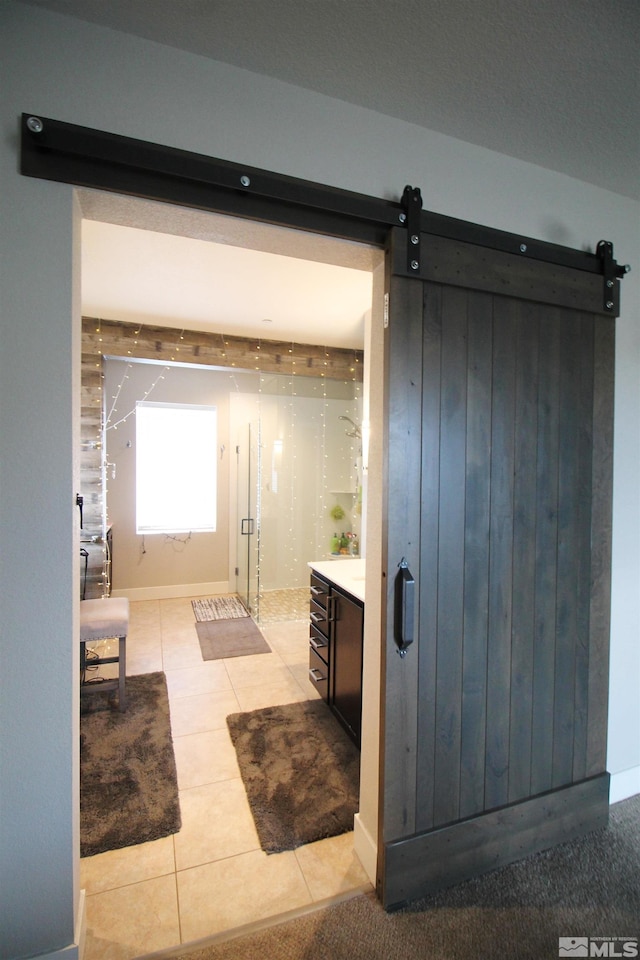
xmin=192 ymin=595 xmax=249 ymax=621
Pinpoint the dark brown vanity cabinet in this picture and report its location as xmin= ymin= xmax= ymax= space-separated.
xmin=308 ymin=571 xmax=363 ymax=747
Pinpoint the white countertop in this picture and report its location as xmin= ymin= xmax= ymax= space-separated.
xmin=308 ymin=558 xmax=366 ymax=603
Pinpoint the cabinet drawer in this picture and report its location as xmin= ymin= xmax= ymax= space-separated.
xmin=309 ymin=573 xmax=330 ymax=609
xmin=309 ymin=622 xmax=329 ymax=665
xmin=309 ymin=598 xmax=330 ymax=638
xmin=308 ymin=646 xmax=329 ymax=701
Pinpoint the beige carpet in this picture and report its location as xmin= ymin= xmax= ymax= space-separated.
xmin=142 ymin=795 xmax=640 ymax=960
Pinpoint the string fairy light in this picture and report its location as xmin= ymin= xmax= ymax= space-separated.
xmin=105 ymin=364 xmax=171 ymax=431
xmin=319 ymin=347 xmax=329 ymax=559
xmin=104 ymin=362 xmax=132 ymax=428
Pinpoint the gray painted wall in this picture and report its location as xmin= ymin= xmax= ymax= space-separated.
xmin=1 ymin=2 xmax=638 ymax=956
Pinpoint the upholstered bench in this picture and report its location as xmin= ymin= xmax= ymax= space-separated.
xmin=80 ymin=597 xmax=129 ymax=711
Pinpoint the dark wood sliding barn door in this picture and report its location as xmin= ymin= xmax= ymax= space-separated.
xmin=378 ymin=229 xmax=614 ymax=908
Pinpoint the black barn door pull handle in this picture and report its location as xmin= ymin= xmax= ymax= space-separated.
xmin=394 ymin=557 xmax=415 ymax=657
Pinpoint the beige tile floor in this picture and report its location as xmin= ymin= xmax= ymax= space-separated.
xmin=81 ymin=597 xmax=371 ymax=959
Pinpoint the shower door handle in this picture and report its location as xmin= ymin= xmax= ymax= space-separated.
xmin=241 ymin=518 xmax=254 ymax=535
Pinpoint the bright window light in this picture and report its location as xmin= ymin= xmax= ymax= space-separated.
xmin=136 ymin=401 xmax=217 ymax=534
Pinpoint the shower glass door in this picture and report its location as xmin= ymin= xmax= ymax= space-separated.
xmin=236 ymin=420 xmax=261 ymax=617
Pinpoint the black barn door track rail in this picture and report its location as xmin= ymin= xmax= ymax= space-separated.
xmin=21 ymin=113 xmax=629 ymax=312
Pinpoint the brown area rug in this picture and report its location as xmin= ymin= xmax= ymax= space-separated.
xmin=196 ymin=617 xmax=271 ymax=660
xmin=80 ymin=671 xmax=181 ymax=858
xmin=226 ymin=699 xmax=360 ymax=853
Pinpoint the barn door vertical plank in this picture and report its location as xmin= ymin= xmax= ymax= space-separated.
xmin=572 ymin=313 xmax=596 ymax=783
xmin=586 ymin=317 xmax=615 ymax=777
xmin=508 ymin=300 xmax=539 ymax=803
xmin=484 ymin=296 xmax=517 ymax=810
xmin=415 ymin=282 xmax=442 ymax=833
xmin=459 ymin=290 xmax=493 ymax=820
xmin=381 ymin=270 xmax=424 ymax=843
xmin=552 ymin=310 xmax=582 ymax=788
xmin=433 ymin=285 xmax=468 ymax=826
xmin=530 ymin=309 xmax=561 ymax=796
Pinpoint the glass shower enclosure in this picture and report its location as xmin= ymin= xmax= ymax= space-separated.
xmin=231 ymin=375 xmax=362 ymax=623
xmin=235 ymin=419 xmax=261 ymax=615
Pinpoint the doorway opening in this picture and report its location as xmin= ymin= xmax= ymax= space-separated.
xmin=80 ymin=196 xmax=375 ymax=612
xmin=78 ymin=189 xmax=382 ymax=947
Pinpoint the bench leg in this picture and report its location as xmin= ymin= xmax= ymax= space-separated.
xmin=118 ymin=635 xmax=127 ymax=711
xmin=80 ymin=640 xmax=87 ymax=687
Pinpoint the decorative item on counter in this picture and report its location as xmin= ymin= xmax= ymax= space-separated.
xmin=329 ymin=503 xmax=345 ymax=522
xmin=350 ymin=534 xmax=359 ymax=556
xmin=330 ymin=533 xmax=341 ymax=555
xmin=340 ymin=532 xmax=350 ymax=554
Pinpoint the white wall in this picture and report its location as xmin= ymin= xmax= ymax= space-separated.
xmin=1 ymin=2 xmax=638 ymax=955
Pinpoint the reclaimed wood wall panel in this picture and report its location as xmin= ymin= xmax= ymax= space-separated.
xmin=82 ymin=317 xmax=364 ymax=381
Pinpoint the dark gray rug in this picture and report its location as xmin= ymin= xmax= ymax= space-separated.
xmin=196 ymin=617 xmax=271 ymax=660
xmin=80 ymin=671 xmax=181 ymax=858
xmin=227 ymin=699 xmax=360 ymax=853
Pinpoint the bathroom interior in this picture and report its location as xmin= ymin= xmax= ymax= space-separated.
xmin=78 ymin=205 xmax=377 ymax=952
xmin=101 ymin=355 xmax=366 ymax=618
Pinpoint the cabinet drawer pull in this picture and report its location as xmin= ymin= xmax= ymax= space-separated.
xmin=310 ymin=611 xmax=326 ymax=625
xmin=310 ymin=585 xmax=327 ymax=598
xmin=309 ymin=667 xmax=326 ymax=683
xmin=310 ymin=635 xmax=327 ymax=651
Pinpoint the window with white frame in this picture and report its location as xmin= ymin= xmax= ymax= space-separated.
xmin=136 ymin=401 xmax=217 ymax=534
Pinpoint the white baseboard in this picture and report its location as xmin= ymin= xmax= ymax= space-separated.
xmin=77 ymin=888 xmax=86 ymax=960
xmin=353 ymin=812 xmax=377 ymax=887
xmin=111 ymin=581 xmax=229 ymax=601
xmin=38 ymin=890 xmax=86 ymax=960
xmin=610 ymin=766 xmax=640 ymax=804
